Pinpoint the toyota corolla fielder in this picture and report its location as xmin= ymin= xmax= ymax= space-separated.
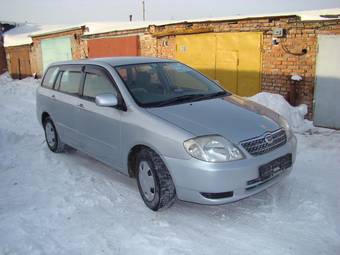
xmin=36 ymin=57 xmax=297 ymax=211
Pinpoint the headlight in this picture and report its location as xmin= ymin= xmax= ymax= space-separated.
xmin=183 ymin=135 xmax=244 ymax=162
xmin=278 ymin=115 xmax=293 ymax=140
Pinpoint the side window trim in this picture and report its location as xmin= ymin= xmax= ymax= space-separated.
xmin=55 ymin=65 xmax=84 ymax=97
xmin=54 ymin=71 xmax=63 ymax=91
xmin=41 ymin=66 xmax=59 ymax=90
xmin=82 ymin=65 xmax=121 ymax=96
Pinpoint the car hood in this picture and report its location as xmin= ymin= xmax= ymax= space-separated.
xmin=146 ymin=95 xmax=281 ymax=144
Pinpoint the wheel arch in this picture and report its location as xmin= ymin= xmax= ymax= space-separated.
xmin=41 ymin=112 xmax=50 ymax=125
xmin=127 ymin=144 xmax=167 ymax=178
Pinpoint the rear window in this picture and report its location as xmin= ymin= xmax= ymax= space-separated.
xmin=42 ymin=67 xmax=59 ymax=88
xmin=58 ymin=71 xmax=82 ymax=95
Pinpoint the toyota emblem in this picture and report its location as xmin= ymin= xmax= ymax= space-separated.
xmin=264 ymin=134 xmax=274 ymax=144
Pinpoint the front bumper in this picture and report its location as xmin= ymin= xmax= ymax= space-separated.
xmin=164 ymin=135 xmax=297 ymax=205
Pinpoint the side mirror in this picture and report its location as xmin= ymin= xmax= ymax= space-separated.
xmin=95 ymin=94 xmax=118 ymax=107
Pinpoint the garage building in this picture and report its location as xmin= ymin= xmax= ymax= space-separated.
xmin=30 ymin=25 xmax=87 ymax=76
xmin=139 ymin=9 xmax=340 ymax=128
xmin=82 ymin=22 xmax=163 ymax=58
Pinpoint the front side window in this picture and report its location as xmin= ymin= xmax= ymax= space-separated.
xmin=42 ymin=66 xmax=59 ymax=88
xmin=83 ymin=73 xmax=117 ymax=100
xmin=58 ymin=70 xmax=81 ymax=95
xmin=115 ymin=62 xmax=227 ymax=107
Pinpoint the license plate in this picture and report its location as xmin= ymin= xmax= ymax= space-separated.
xmin=259 ymin=154 xmax=292 ymax=180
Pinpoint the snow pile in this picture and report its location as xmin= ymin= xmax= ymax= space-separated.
xmin=249 ymin=92 xmax=314 ymax=132
xmin=0 ymin=73 xmax=340 ymax=254
xmin=0 ymin=72 xmax=40 ymax=97
xmin=0 ymin=72 xmax=13 ymax=84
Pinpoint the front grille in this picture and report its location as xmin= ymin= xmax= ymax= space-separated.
xmin=241 ymin=129 xmax=287 ymax=156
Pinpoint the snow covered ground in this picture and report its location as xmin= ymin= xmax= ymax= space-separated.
xmin=0 ymin=73 xmax=339 ymax=255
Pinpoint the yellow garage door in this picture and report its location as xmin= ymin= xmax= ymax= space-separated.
xmin=175 ymin=32 xmax=262 ymax=96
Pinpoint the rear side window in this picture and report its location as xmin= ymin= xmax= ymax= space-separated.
xmin=83 ymin=73 xmax=117 ymax=100
xmin=42 ymin=67 xmax=59 ymax=88
xmin=58 ymin=70 xmax=82 ymax=95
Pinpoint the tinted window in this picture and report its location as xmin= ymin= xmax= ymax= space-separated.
xmin=116 ymin=62 xmax=224 ymax=106
xmin=83 ymin=73 xmax=117 ymax=100
xmin=42 ymin=67 xmax=59 ymax=88
xmin=58 ymin=71 xmax=81 ymax=95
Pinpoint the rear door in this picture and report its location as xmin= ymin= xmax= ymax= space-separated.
xmin=52 ymin=65 xmax=83 ymax=148
xmin=76 ymin=65 xmax=122 ymax=169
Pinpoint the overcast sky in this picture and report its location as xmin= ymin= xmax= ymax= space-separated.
xmin=1 ymin=0 xmax=340 ymax=24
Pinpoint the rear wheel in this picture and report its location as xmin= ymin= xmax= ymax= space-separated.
xmin=136 ymin=148 xmax=176 ymax=211
xmin=44 ymin=117 xmax=65 ymax=153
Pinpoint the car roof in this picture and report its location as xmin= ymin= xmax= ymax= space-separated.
xmin=49 ymin=57 xmax=177 ymax=67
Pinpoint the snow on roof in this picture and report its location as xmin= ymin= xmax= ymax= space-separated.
xmin=84 ymin=8 xmax=340 ymax=36
xmin=83 ymin=21 xmax=173 ymax=36
xmin=153 ymin=8 xmax=340 ymax=26
xmin=3 ymin=8 xmax=340 ymax=46
xmin=29 ymin=24 xmax=85 ymax=37
xmin=3 ymin=23 xmax=79 ymax=47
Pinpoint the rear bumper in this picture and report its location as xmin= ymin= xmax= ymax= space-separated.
xmin=164 ymin=135 xmax=297 ymax=205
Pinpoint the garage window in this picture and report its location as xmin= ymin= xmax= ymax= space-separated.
xmin=42 ymin=67 xmax=59 ymax=89
xmin=83 ymin=73 xmax=117 ymax=100
xmin=58 ymin=70 xmax=82 ymax=95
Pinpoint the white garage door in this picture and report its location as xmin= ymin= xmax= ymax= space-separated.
xmin=41 ymin=36 xmax=72 ymax=71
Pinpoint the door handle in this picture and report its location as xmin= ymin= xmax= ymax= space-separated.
xmin=51 ymin=94 xmax=55 ymax=99
xmin=78 ymin=103 xmax=84 ymax=108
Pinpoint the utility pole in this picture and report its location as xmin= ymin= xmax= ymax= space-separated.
xmin=142 ymin=1 xmax=145 ymax=21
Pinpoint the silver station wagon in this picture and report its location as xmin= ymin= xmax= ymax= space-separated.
xmin=36 ymin=57 xmax=297 ymax=211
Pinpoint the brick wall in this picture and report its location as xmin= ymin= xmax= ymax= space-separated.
xmin=140 ymin=34 xmax=158 ymax=56
xmin=30 ymin=27 xmax=86 ymax=77
xmin=146 ymin=17 xmax=340 ymax=118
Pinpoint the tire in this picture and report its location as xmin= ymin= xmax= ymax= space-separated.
xmin=43 ymin=117 xmax=65 ymax=153
xmin=136 ymin=148 xmax=176 ymax=211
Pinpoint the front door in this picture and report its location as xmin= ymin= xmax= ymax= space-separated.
xmin=77 ymin=65 xmax=122 ymax=169
xmin=314 ymin=35 xmax=340 ymax=129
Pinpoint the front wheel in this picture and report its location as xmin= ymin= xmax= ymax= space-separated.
xmin=136 ymin=149 xmax=176 ymax=211
xmin=44 ymin=117 xmax=65 ymax=153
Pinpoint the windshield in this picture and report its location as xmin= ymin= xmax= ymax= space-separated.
xmin=115 ymin=62 xmax=229 ymax=107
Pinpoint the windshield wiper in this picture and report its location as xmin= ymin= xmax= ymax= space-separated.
xmin=150 ymin=91 xmax=228 ymax=107
xmin=151 ymin=94 xmax=206 ymax=107
xmin=191 ymin=91 xmax=228 ymax=101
